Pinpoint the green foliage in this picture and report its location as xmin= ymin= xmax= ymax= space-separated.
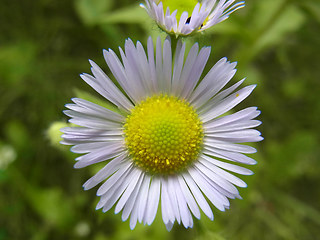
xmin=0 ymin=0 xmax=320 ymax=239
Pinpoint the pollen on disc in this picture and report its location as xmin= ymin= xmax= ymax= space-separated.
xmin=123 ymin=95 xmax=203 ymax=175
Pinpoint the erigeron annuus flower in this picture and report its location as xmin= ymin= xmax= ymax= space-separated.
xmin=141 ymin=0 xmax=245 ymax=36
xmin=61 ymin=36 xmax=262 ymax=230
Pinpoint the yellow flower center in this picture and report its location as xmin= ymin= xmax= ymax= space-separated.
xmin=158 ymin=0 xmax=199 ymax=21
xmin=124 ymin=95 xmax=203 ymax=175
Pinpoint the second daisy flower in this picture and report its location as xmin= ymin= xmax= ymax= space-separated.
xmin=141 ymin=0 xmax=245 ymax=36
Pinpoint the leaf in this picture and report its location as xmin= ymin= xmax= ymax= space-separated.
xmin=301 ymin=0 xmax=320 ymax=23
xmin=253 ymin=4 xmax=306 ymax=55
xmin=75 ymin=0 xmax=114 ymax=25
xmin=276 ymin=191 xmax=320 ymax=226
xmin=234 ymin=1 xmax=306 ymax=64
xmin=98 ymin=5 xmax=148 ymax=24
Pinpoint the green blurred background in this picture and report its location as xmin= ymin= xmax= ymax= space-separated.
xmin=1 ymin=0 xmax=320 ymax=239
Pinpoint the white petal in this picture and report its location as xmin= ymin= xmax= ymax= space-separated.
xmin=67 ymin=98 xmax=124 ymax=122
xmin=188 ymin=167 xmax=228 ymax=211
xmin=190 ymin=58 xmax=236 ymax=107
xmin=172 ymin=42 xmax=186 ymax=95
xmin=96 ymin=161 xmax=132 ymax=196
xmin=138 ymin=175 xmax=151 ymax=223
xmin=182 ymin=46 xmax=211 ymax=100
xmin=71 ymin=141 xmax=122 ymax=154
xmin=129 ymin=201 xmax=139 ymax=230
xmin=65 ymin=111 xmax=122 ymax=130
xmin=189 ymin=3 xmax=202 ymax=27
xmin=204 ymin=107 xmax=261 ymax=129
xmin=95 ymin=164 xmax=132 ymax=210
xmin=147 ymin=36 xmax=158 ymax=93
xmin=206 ymin=129 xmax=262 ymax=139
xmin=195 ymin=168 xmax=231 ymax=208
xmin=115 ymin=168 xmax=143 ymax=214
xmin=201 ymin=154 xmax=253 ymax=175
xmin=173 ymin=177 xmax=193 ymax=228
xmin=62 ymin=135 xmax=123 ymax=145
xmin=120 ymin=40 xmax=146 ymax=102
xmin=135 ymin=41 xmax=154 ymax=95
xmin=206 ymin=120 xmax=262 ymax=133
xmin=125 ymin=40 xmax=151 ymax=96
xmin=198 ymin=78 xmax=245 ymax=115
xmin=205 ymin=136 xmax=264 ymax=144
xmin=155 ymin=37 xmax=163 ymax=94
xmin=161 ymin=178 xmax=175 ymax=224
xmin=145 ymin=177 xmax=161 ymax=225
xmin=121 ymin=173 xmax=144 ymax=221
xmin=182 ymin=173 xmax=214 ymax=220
xmin=195 ymin=162 xmax=240 ymax=194
xmin=199 ymin=167 xmax=241 ymax=200
xmin=178 ymin=11 xmax=189 ymax=32
xmin=175 ymin=43 xmax=199 ymax=97
xmin=88 ymin=60 xmax=133 ymax=111
xmin=201 ymin=85 xmax=256 ymax=122
xmin=103 ymin=49 xmax=137 ymax=104
xmin=167 ymin=176 xmax=181 ymax=224
xmin=204 ymin=145 xmax=257 ymax=165
xmin=162 ymin=39 xmax=172 ymax=93
xmin=165 ymin=221 xmax=174 ymax=231
xmin=204 ymin=138 xmax=257 ymax=154
xmin=82 ymin=153 xmax=127 ymax=190
xmin=101 ymin=167 xmax=138 ymax=213
xmin=96 ymin=172 xmax=127 ymax=210
xmin=177 ymin=175 xmax=201 ymax=219
xmin=199 ymin=156 xmax=247 ymax=187
xmin=74 ymin=143 xmax=124 ymax=168
xmin=61 ymin=127 xmax=122 ymax=136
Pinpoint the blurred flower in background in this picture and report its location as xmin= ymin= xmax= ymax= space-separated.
xmin=141 ymin=0 xmax=245 ymax=36
xmin=0 ymin=144 xmax=16 ymax=170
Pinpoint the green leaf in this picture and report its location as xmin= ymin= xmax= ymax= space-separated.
xmin=98 ymin=5 xmax=148 ymax=24
xmin=75 ymin=0 xmax=114 ymax=25
xmin=235 ymin=0 xmax=306 ymax=63
xmin=301 ymin=0 xmax=320 ymax=23
xmin=253 ymin=4 xmax=306 ymax=54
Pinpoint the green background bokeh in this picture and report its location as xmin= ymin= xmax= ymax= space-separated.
xmin=0 ymin=0 xmax=319 ymax=239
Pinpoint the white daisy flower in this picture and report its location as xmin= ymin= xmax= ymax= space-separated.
xmin=141 ymin=0 xmax=245 ymax=36
xmin=61 ymin=36 xmax=262 ymax=231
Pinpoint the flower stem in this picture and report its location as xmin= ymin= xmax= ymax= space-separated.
xmin=167 ymin=34 xmax=180 ymax=59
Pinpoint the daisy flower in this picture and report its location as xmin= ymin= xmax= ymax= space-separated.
xmin=141 ymin=0 xmax=245 ymax=36
xmin=61 ymin=36 xmax=262 ymax=231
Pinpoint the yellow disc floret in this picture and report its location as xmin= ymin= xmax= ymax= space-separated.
xmin=124 ymin=95 xmax=203 ymax=175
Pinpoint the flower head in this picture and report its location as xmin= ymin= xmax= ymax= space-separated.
xmin=141 ymin=0 xmax=245 ymax=36
xmin=61 ymin=37 xmax=262 ymax=230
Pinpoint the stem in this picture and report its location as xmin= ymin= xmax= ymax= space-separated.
xmin=167 ymin=34 xmax=180 ymax=60
xmin=171 ymin=35 xmax=179 ymax=53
